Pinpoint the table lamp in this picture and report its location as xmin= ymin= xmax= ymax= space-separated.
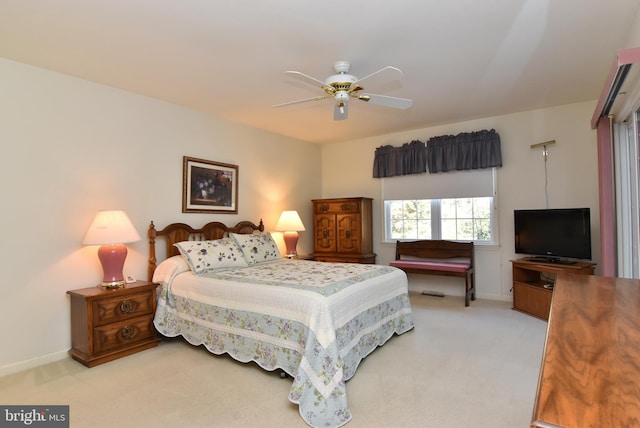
xmin=83 ymin=210 xmax=141 ymax=288
xmin=275 ymin=210 xmax=305 ymax=258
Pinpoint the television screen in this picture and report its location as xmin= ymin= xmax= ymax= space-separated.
xmin=514 ymin=208 xmax=592 ymax=261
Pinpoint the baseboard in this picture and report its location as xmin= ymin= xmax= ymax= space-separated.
xmin=0 ymin=350 xmax=69 ymax=378
xmin=478 ymin=292 xmax=511 ymax=302
xmin=409 ymin=285 xmax=511 ymax=303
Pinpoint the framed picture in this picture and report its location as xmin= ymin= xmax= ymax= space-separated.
xmin=182 ymin=156 xmax=238 ymax=213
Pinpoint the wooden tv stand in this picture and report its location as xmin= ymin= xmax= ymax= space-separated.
xmin=511 ymin=258 xmax=595 ymax=320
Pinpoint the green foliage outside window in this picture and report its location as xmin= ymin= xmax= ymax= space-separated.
xmin=387 ymin=197 xmax=493 ymax=242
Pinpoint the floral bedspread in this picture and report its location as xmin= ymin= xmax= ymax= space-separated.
xmin=154 ymin=259 xmax=414 ymax=427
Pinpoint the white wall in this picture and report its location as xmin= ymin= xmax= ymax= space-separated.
xmin=320 ymin=101 xmax=600 ymax=300
xmin=0 ymin=58 xmax=321 ymax=374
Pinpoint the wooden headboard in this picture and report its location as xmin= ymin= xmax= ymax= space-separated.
xmin=147 ymin=219 xmax=264 ymax=281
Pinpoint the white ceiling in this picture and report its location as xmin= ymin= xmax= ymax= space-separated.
xmin=1 ymin=0 xmax=638 ymax=144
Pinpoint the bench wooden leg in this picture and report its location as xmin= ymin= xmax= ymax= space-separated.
xmin=465 ymin=281 xmax=471 ymax=306
xmin=470 ymin=271 xmax=476 ymax=301
xmin=465 ymin=271 xmax=476 ymax=307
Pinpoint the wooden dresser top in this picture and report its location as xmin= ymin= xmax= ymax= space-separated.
xmin=532 ymin=273 xmax=640 ymax=427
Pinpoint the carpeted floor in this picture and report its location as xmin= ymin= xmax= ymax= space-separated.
xmin=0 ymin=293 xmax=547 ymax=427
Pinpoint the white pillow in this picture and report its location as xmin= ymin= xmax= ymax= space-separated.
xmin=152 ymin=255 xmax=190 ymax=284
xmin=230 ymin=232 xmax=281 ymax=265
xmin=174 ymin=237 xmax=248 ymax=274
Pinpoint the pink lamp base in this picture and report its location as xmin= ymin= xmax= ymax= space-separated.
xmin=282 ymin=231 xmax=299 ymax=258
xmin=97 ymin=244 xmax=128 ymax=288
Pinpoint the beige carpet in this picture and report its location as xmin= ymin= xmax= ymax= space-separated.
xmin=0 ymin=293 xmax=547 ymax=427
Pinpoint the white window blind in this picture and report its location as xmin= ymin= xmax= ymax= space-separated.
xmin=382 ymin=168 xmax=496 ymax=200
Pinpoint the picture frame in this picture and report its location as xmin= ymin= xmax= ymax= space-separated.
xmin=182 ymin=156 xmax=239 ymax=213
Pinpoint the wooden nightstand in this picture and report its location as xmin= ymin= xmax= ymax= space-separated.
xmin=67 ymin=281 xmax=160 ymax=367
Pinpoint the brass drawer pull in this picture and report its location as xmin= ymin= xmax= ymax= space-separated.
xmin=121 ymin=326 xmax=134 ymax=340
xmin=120 ymin=300 xmax=134 ymax=314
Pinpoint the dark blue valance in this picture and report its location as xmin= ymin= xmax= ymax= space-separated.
xmin=426 ymin=129 xmax=502 ymax=173
xmin=373 ymin=129 xmax=502 ymax=178
xmin=372 ymin=140 xmax=426 ymax=178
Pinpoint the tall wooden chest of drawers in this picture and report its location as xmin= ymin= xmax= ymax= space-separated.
xmin=311 ymin=197 xmax=376 ymax=263
xmin=67 ymin=281 xmax=159 ymax=367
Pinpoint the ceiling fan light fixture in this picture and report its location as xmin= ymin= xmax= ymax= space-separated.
xmin=334 ymin=101 xmax=348 ymax=120
xmin=335 ymin=91 xmax=349 ymax=103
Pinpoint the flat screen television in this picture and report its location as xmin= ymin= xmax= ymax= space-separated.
xmin=514 ymin=208 xmax=592 ymax=262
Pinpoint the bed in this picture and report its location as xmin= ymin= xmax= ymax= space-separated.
xmin=148 ymin=219 xmax=414 ymax=428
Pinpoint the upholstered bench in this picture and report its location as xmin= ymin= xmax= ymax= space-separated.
xmin=390 ymin=240 xmax=475 ymax=306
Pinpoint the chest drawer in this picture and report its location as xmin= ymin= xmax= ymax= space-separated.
xmin=92 ymin=290 xmax=154 ymax=326
xmin=314 ymin=200 xmax=360 ymax=214
xmin=93 ymin=315 xmax=156 ymax=354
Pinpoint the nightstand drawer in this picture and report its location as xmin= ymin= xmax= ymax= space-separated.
xmin=92 ymin=290 xmax=154 ymax=326
xmin=93 ymin=315 xmax=156 ymax=354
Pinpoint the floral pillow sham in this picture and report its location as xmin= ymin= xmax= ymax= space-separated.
xmin=174 ymin=237 xmax=248 ymax=274
xmin=230 ymin=232 xmax=281 ymax=265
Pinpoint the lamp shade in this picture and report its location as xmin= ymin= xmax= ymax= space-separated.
xmin=275 ymin=210 xmax=305 ymax=232
xmin=83 ymin=210 xmax=141 ymax=245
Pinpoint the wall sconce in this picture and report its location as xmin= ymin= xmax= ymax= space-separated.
xmin=275 ymin=210 xmax=305 ymax=258
xmin=83 ymin=210 xmax=141 ymax=288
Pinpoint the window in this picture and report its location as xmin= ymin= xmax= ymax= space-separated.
xmin=385 ymin=197 xmax=494 ymax=243
xmin=613 ymin=107 xmax=640 ymax=278
xmin=382 ymin=167 xmax=497 ymax=244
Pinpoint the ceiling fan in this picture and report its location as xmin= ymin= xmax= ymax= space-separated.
xmin=273 ymin=61 xmax=413 ymax=120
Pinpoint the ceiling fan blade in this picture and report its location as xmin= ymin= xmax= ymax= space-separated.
xmin=334 ymin=102 xmax=348 ymax=121
xmin=357 ymin=93 xmax=413 ymax=109
xmin=354 ymin=66 xmax=403 ymax=85
xmin=273 ymin=95 xmax=329 ymax=108
xmin=285 ymin=70 xmax=329 ymax=88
